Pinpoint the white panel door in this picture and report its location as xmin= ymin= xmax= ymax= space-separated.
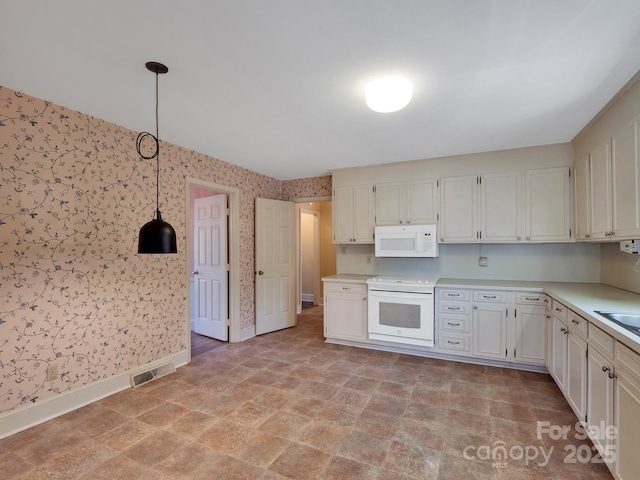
xmin=375 ymin=181 xmax=405 ymax=225
xmin=255 ymin=198 xmax=296 ymax=335
xmin=407 ymin=178 xmax=438 ymax=224
xmin=472 ymin=303 xmax=507 ymax=360
xmin=524 ymin=167 xmax=571 ymax=242
xmin=193 ymin=194 xmax=228 ymax=341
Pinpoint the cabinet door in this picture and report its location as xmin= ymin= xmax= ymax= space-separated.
xmin=574 ymin=154 xmax=591 ymax=241
xmin=614 ymin=368 xmax=640 ymax=479
xmin=544 ymin=311 xmax=552 ymax=370
xmin=513 ymin=306 xmax=545 ymax=365
xmin=353 ymin=185 xmax=375 ymax=243
xmin=586 ymin=348 xmax=615 ymax=470
xmin=333 ymin=186 xmax=354 ymax=243
xmin=375 ymin=181 xmax=405 ymax=226
xmin=472 ymin=303 xmax=507 ymax=360
xmin=524 ymin=167 xmax=572 ymax=242
xmin=406 ymin=178 xmax=438 ymax=224
xmin=440 ymin=175 xmax=478 ymax=242
xmin=551 ymin=316 xmax=568 ymax=391
xmin=566 ymin=332 xmax=587 ymax=420
xmin=324 ymin=290 xmax=367 ymax=341
xmin=590 ymin=141 xmax=613 ymax=240
xmin=480 ymin=172 xmax=522 ymax=242
xmin=611 ymin=119 xmax=640 ymax=239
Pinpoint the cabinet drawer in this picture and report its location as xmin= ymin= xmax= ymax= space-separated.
xmin=438 ymin=314 xmax=470 ymax=333
xmin=325 ymin=283 xmax=366 ymax=295
xmin=438 ymin=302 xmax=470 ymax=315
xmin=551 ymin=300 xmax=568 ymax=321
xmin=568 ymin=310 xmax=588 ymax=339
xmin=515 ymin=293 xmax=546 ymax=306
xmin=438 ymin=289 xmax=470 ymax=301
xmin=438 ymin=333 xmax=470 ymax=353
xmin=616 ymin=342 xmax=640 ymax=382
xmin=543 ymin=294 xmax=552 ymax=309
xmin=589 ymin=324 xmax=615 ymax=360
xmin=473 ymin=291 xmax=507 ymax=303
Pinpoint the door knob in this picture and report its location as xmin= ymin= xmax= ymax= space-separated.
xmin=192 ymin=271 xmax=199 ymax=275
xmin=258 ymin=270 xmax=264 ymax=275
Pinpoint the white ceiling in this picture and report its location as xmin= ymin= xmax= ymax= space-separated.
xmin=2 ymin=1 xmax=640 ymax=180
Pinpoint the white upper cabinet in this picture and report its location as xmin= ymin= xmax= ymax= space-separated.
xmin=406 ymin=178 xmax=439 ymax=224
xmin=480 ymin=172 xmax=522 ymax=242
xmin=590 ymin=140 xmax=613 ymax=240
xmin=333 ymin=185 xmax=375 ymax=244
xmin=375 ymin=181 xmax=405 ymax=225
xmin=574 ymin=154 xmax=591 ymax=240
xmin=441 ymin=169 xmax=570 ymax=243
xmin=611 ymin=119 xmax=640 ymax=238
xmin=575 ymin=116 xmax=640 ymax=241
xmin=375 ymin=179 xmax=438 ymax=225
xmin=439 ymin=175 xmax=478 ymax=242
xmin=524 ymin=167 xmax=572 ymax=242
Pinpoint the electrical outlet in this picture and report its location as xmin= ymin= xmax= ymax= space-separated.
xmin=47 ymin=364 xmax=59 ymax=381
xmin=366 ymin=255 xmax=372 ymax=264
xmin=479 ymin=256 xmax=488 ymax=267
xmin=341 ymin=246 xmax=347 ymax=255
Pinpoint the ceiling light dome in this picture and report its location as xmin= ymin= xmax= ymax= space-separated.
xmin=365 ymin=76 xmax=412 ymax=113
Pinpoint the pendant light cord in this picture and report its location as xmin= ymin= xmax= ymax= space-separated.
xmin=136 ymin=71 xmax=161 ymax=219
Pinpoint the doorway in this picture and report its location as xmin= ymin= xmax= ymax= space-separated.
xmin=295 ymin=199 xmax=336 ymax=313
xmin=186 ymin=178 xmax=240 ymax=358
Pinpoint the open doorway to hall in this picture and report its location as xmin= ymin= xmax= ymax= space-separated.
xmin=296 ymin=200 xmax=336 ymax=313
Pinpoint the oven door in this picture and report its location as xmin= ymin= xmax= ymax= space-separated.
xmin=367 ymin=289 xmax=434 ymax=347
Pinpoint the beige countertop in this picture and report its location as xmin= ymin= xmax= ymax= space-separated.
xmin=322 ymin=274 xmax=372 ymax=283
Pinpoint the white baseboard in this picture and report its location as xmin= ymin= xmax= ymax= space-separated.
xmin=240 ymin=325 xmax=256 ymax=341
xmin=0 ymin=350 xmax=190 ymax=439
xmin=301 ymin=293 xmax=314 ymax=302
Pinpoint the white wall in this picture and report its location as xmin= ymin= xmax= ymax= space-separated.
xmin=600 ymin=243 xmax=640 ymax=294
xmin=337 ymin=242 xmax=601 ymax=283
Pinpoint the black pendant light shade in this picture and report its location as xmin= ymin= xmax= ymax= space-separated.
xmin=139 ymin=210 xmax=177 ymax=254
xmin=137 ymin=61 xmax=177 ymax=254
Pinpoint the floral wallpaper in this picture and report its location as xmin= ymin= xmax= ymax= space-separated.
xmin=0 ymin=86 xmax=331 ymax=416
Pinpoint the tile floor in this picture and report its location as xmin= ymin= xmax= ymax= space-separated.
xmin=0 ymin=306 xmax=613 ymax=479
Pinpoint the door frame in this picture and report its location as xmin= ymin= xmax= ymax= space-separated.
xmin=186 ymin=177 xmax=241 ymax=357
xmin=293 ymin=196 xmax=331 ymax=314
xmin=299 ymin=208 xmax=320 ymax=309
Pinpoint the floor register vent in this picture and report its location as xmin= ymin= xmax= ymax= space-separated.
xmin=131 ymin=362 xmax=176 ymax=388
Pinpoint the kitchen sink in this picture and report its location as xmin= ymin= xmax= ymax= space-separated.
xmin=595 ymin=311 xmax=640 ymax=336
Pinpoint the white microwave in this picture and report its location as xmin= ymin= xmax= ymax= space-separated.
xmin=374 ymin=224 xmax=439 ymax=257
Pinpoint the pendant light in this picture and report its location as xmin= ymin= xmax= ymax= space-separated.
xmin=137 ymin=61 xmax=177 ymax=254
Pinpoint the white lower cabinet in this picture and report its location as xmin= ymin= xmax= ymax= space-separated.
xmin=323 ymin=281 xmax=368 ymax=342
xmin=472 ymin=302 xmax=508 ymax=360
xmin=566 ymin=330 xmax=588 ymax=420
xmin=550 ymin=315 xmax=568 ymax=390
xmin=436 ymin=287 xmax=545 ymax=366
xmin=586 ymin=345 xmax=615 ymax=472
xmin=614 ymin=343 xmax=640 ymax=479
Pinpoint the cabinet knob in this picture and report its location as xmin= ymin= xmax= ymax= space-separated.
xmin=560 ymin=327 xmax=568 ymax=334
xmin=473 ymin=305 xmax=478 ymax=310
xmin=602 ymin=366 xmax=611 ymax=373
xmin=526 ymin=236 xmax=531 ymax=240
xmin=258 ymin=271 xmax=264 ymax=275
xmin=192 ymin=271 xmax=199 ymax=275
xmin=517 ymin=236 xmax=521 ymax=241
xmin=585 ymin=234 xmax=590 ymax=239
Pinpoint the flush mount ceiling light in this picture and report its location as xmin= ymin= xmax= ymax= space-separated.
xmin=365 ymin=76 xmax=413 ymax=113
xmin=137 ymin=61 xmax=177 ymax=254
